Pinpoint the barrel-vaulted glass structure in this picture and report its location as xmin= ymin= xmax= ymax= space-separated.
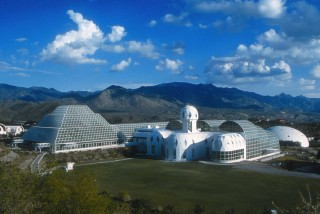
xmin=219 ymin=120 xmax=280 ymax=159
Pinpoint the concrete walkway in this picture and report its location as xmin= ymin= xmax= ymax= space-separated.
xmin=75 ymin=158 xmax=133 ymax=167
xmin=31 ymin=152 xmax=47 ymax=173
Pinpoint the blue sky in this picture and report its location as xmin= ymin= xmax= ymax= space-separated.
xmin=1 ymin=0 xmax=320 ymax=97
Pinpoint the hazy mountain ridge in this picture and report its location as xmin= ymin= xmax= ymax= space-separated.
xmin=1 ymin=82 xmax=320 ymax=123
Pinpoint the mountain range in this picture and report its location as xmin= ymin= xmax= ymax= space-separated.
xmin=1 ymin=82 xmax=320 ymax=124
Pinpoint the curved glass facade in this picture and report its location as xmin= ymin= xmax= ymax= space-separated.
xmin=166 ymin=120 xmax=183 ymax=131
xmin=219 ymin=120 xmax=280 ymax=159
xmin=212 ymin=149 xmax=244 ymax=162
xmin=202 ymin=120 xmax=226 ymax=131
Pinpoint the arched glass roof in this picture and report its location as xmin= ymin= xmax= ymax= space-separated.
xmin=219 ymin=120 xmax=280 ymax=159
xmin=199 ymin=120 xmax=226 ymax=132
xmin=166 ymin=120 xmax=183 ymax=131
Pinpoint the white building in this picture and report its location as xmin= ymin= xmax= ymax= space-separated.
xmin=6 ymin=126 xmax=24 ymax=136
xmin=22 ymin=104 xmax=291 ymax=163
xmin=0 ymin=124 xmax=25 ymax=136
xmin=132 ymin=105 xmax=280 ymax=163
xmin=0 ymin=123 xmax=6 ymax=135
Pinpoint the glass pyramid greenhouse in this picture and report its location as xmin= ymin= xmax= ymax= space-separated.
xmin=23 ymin=105 xmax=121 ymax=153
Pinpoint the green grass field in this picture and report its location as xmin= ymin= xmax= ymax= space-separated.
xmin=76 ymin=159 xmax=320 ymax=213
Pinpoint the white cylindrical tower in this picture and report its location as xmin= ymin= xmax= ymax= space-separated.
xmin=180 ymin=105 xmax=199 ymax=133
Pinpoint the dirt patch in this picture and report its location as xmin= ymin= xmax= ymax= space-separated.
xmin=0 ymin=150 xmax=19 ymax=163
xmin=18 ymin=156 xmax=35 ymax=171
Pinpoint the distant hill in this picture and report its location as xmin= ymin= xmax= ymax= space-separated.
xmin=1 ymin=82 xmax=320 ymax=123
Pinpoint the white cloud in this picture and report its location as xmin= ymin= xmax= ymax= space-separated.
xmin=205 ymin=57 xmax=291 ymax=84
xmin=15 ymin=38 xmax=28 ymax=42
xmin=258 ymin=29 xmax=286 ymax=47
xmin=277 ymin=1 xmax=320 ymax=40
xmin=299 ymin=78 xmax=316 ymax=90
xmin=41 ymin=10 xmax=106 ymax=64
xmin=163 ymin=13 xmax=192 ymax=27
xmin=102 ymin=44 xmax=125 ymax=53
xmin=173 ymin=47 xmax=184 ymax=55
xmin=107 ymin=26 xmax=127 ymax=42
xmin=195 ymin=1 xmax=233 ymax=13
xmin=148 ymin=20 xmax=157 ymax=27
xmin=198 ymin=23 xmax=208 ymax=29
xmin=311 ymin=64 xmax=320 ymax=78
xmin=13 ymin=72 xmax=30 ymax=77
xmin=258 ymin=0 xmax=285 ymax=18
xmin=17 ymin=48 xmax=29 ymax=55
xmin=111 ymin=58 xmax=131 ymax=71
xmin=0 ymin=61 xmax=25 ymax=72
xmin=184 ymin=75 xmax=199 ymax=80
xmin=193 ymin=0 xmax=285 ymax=19
xmin=0 ymin=60 xmax=57 ymax=75
xmin=127 ymin=40 xmax=159 ymax=59
xmin=102 ymin=40 xmax=160 ymax=59
xmin=163 ymin=42 xmax=185 ymax=55
xmin=236 ymin=28 xmax=320 ymax=65
xmin=156 ymin=58 xmax=183 ymax=74
xmin=272 ymin=60 xmax=291 ymax=73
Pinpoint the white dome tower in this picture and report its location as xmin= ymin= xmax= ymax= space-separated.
xmin=180 ymin=105 xmax=199 ymax=133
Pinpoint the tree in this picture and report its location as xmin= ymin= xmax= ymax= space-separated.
xmin=0 ymin=163 xmax=41 ymax=213
xmin=39 ymin=170 xmax=111 ymax=213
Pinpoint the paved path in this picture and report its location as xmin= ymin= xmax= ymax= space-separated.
xmin=31 ymin=152 xmax=47 ymax=173
xmin=76 ymin=158 xmax=133 ymax=167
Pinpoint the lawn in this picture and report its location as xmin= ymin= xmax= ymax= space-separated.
xmin=76 ymin=159 xmax=320 ymax=213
